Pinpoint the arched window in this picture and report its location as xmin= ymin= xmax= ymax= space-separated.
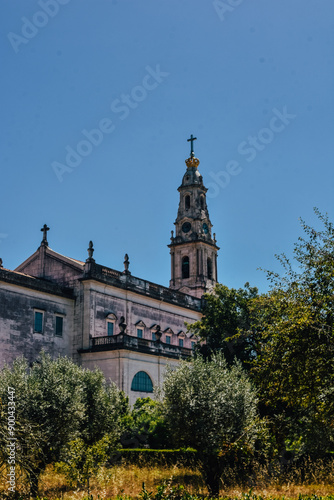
xmin=207 ymin=257 xmax=213 ymax=280
xmin=185 ymin=195 xmax=190 ymax=210
xmin=131 ymin=371 xmax=153 ymax=393
xmin=200 ymin=196 xmax=205 ymax=210
xmin=182 ymin=256 xmax=190 ymax=279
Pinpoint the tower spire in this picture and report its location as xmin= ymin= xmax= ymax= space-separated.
xmin=168 ymin=138 xmax=219 ymax=298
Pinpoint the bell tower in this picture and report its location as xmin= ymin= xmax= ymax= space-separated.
xmin=168 ymin=136 xmax=219 ymax=298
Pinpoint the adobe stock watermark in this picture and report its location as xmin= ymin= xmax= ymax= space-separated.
xmin=52 ymin=64 xmax=169 ymax=183
xmin=207 ymin=106 xmax=296 ymax=198
xmin=7 ymin=0 xmax=71 ymax=54
xmin=7 ymin=387 xmax=16 ymax=494
xmin=0 ymin=233 xmax=8 ymax=243
xmin=213 ymin=0 xmax=244 ymax=22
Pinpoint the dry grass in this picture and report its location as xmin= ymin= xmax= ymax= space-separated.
xmin=1 ymin=460 xmax=334 ymax=499
xmin=38 ymin=463 xmax=206 ymax=499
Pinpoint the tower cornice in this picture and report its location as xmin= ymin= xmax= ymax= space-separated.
xmin=168 ymin=239 xmax=220 ymax=251
xmin=178 ymin=183 xmax=208 ymax=193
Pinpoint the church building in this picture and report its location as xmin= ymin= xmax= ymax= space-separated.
xmin=0 ymin=138 xmax=219 ymax=405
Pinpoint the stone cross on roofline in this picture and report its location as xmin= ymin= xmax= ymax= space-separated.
xmin=41 ymin=224 xmax=50 ymax=247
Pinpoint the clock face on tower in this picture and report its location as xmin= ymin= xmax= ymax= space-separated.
xmin=202 ymin=223 xmax=209 ymax=234
xmin=182 ymin=222 xmax=191 ymax=233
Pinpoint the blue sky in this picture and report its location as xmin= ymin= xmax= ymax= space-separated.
xmin=1 ymin=0 xmax=333 ymax=293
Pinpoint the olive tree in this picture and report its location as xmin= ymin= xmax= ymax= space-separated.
xmin=0 ymin=353 xmax=126 ymax=497
xmin=162 ymin=354 xmax=258 ymax=496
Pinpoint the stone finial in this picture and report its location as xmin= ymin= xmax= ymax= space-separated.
xmin=155 ymin=324 xmax=162 ymax=342
xmin=119 ymin=316 xmax=127 ymax=333
xmin=0 ymin=258 xmax=3 ymax=268
xmin=170 ymin=230 xmax=174 ymax=243
xmin=123 ymin=253 xmax=130 ymax=275
xmin=213 ymin=233 xmax=217 ymax=244
xmin=41 ymin=224 xmax=50 ymax=247
xmin=86 ymin=241 xmax=95 ymax=262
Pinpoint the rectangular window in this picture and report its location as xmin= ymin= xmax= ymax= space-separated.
xmin=165 ymin=335 xmax=171 ymax=344
xmin=152 ymin=332 xmax=156 ymax=341
xmin=191 ymin=341 xmax=196 ymax=350
xmin=107 ymin=322 xmax=114 ymax=336
xmin=55 ymin=316 xmax=63 ymax=337
xmin=34 ymin=311 xmax=44 ymax=333
xmin=179 ymin=338 xmax=184 ymax=347
xmin=137 ymin=328 xmax=143 ymax=339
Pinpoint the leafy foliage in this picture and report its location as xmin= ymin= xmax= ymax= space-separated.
xmin=79 ymin=368 xmax=127 ymax=447
xmin=0 ymin=353 xmax=126 ymax=496
xmin=250 ymin=209 xmax=334 ymax=455
xmin=187 ymin=283 xmax=258 ymax=367
xmin=55 ymin=435 xmax=111 ymax=493
xmin=162 ymin=354 xmax=259 ymax=495
xmin=115 ymin=448 xmax=197 ymax=467
xmin=121 ymin=397 xmax=170 ymax=449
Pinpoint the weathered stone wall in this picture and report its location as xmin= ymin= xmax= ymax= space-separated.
xmin=79 ymin=280 xmax=201 ymax=349
xmin=1 ymin=250 xmax=202 ymax=404
xmin=0 ymin=276 xmax=74 ymax=369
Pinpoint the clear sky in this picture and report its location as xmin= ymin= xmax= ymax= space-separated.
xmin=1 ymin=0 xmax=333 ymax=293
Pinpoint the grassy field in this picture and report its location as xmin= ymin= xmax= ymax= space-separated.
xmin=2 ymin=460 xmax=334 ymax=499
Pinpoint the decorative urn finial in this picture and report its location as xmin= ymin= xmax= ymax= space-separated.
xmin=123 ymin=253 xmax=130 ymax=275
xmin=119 ymin=316 xmax=127 ymax=333
xmin=86 ymin=241 xmax=95 ymax=262
xmin=155 ymin=324 xmax=162 ymax=342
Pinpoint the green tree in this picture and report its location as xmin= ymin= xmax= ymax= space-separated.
xmin=162 ymin=354 xmax=258 ymax=496
xmin=250 ymin=209 xmax=334 ymax=456
xmin=121 ymin=397 xmax=170 ymax=449
xmin=55 ymin=435 xmax=111 ymax=494
xmin=187 ymin=282 xmax=258 ymax=367
xmin=0 ymin=353 xmax=126 ymax=497
xmin=79 ymin=367 xmax=127 ymax=447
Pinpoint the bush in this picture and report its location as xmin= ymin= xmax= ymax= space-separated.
xmin=111 ymin=448 xmax=197 ymax=467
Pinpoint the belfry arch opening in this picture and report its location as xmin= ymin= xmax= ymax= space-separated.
xmin=185 ymin=195 xmax=190 ymax=210
xmin=207 ymin=257 xmax=212 ymax=280
xmin=182 ymin=256 xmax=190 ymax=279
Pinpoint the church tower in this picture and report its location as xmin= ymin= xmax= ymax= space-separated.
xmin=168 ymin=136 xmax=219 ymax=298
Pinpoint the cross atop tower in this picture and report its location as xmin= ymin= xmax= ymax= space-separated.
xmin=41 ymin=224 xmax=50 ymax=247
xmin=187 ymin=134 xmax=197 ymax=157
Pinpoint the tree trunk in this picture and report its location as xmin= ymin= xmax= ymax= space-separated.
xmin=30 ymin=472 xmax=39 ymax=498
xmin=205 ymin=470 xmax=221 ymax=498
xmin=200 ymin=454 xmax=223 ymax=498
